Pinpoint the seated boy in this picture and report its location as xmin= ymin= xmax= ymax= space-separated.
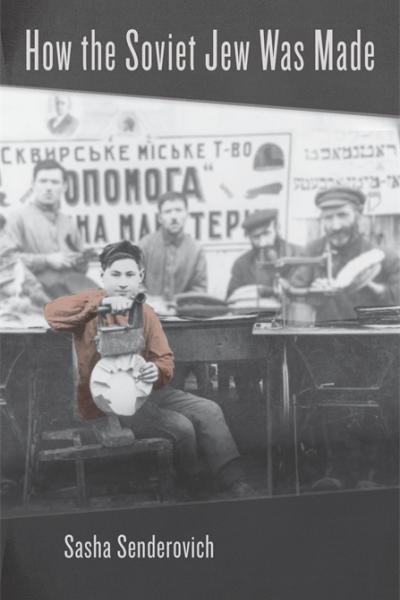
xmin=44 ymin=241 xmax=254 ymax=498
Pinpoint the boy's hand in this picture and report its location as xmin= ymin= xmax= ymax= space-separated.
xmin=101 ymin=296 xmax=133 ymax=314
xmin=138 ymin=362 xmax=159 ymax=383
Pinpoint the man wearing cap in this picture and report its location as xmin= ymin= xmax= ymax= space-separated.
xmin=289 ymin=187 xmax=400 ymax=490
xmin=289 ymin=187 xmax=400 ymax=323
xmin=224 ymin=209 xmax=300 ymax=400
xmin=227 ymin=209 xmax=300 ymax=298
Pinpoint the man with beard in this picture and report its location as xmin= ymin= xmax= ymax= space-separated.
xmin=140 ymin=191 xmax=209 ymax=394
xmin=227 ymin=208 xmax=300 ymax=299
xmin=289 ymin=187 xmax=400 ymax=323
xmin=2 ymin=159 xmax=95 ymax=299
xmin=289 ymin=187 xmax=400 ymax=490
xmin=223 ymin=210 xmax=300 ymax=400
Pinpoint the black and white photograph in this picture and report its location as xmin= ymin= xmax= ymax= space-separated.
xmin=1 ymin=87 xmax=399 ymax=517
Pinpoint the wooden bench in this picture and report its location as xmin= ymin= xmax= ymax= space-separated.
xmin=30 ymin=420 xmax=174 ymax=507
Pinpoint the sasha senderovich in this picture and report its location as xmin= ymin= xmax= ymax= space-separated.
xmin=64 ymin=533 xmax=215 ymax=559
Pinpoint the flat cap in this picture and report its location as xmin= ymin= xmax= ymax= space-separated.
xmin=315 ymin=187 xmax=366 ymax=210
xmin=242 ymin=209 xmax=278 ymax=233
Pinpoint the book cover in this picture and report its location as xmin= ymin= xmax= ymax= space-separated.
xmin=1 ymin=1 xmax=399 ymax=598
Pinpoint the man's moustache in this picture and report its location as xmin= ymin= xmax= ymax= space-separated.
xmin=328 ymin=229 xmax=351 ymax=238
xmin=256 ymin=246 xmax=277 ymax=260
xmin=327 ymin=229 xmax=354 ymax=247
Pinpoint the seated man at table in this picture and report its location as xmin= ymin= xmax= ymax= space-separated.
xmin=288 ymin=187 xmax=400 ymax=323
xmin=1 ymin=159 xmax=96 ymax=299
xmin=0 ymin=215 xmax=51 ymax=323
xmin=288 ymin=187 xmax=400 ymax=489
xmin=224 ymin=209 xmax=300 ymax=398
xmin=227 ymin=208 xmax=301 ymax=299
xmin=44 ymin=241 xmax=254 ymax=498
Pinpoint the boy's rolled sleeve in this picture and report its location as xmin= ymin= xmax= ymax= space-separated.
xmin=44 ymin=288 xmax=105 ymax=331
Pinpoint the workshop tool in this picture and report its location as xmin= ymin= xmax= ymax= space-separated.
xmin=90 ymin=292 xmax=152 ymax=447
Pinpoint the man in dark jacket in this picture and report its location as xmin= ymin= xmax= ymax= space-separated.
xmin=289 ymin=187 xmax=400 ymax=323
xmin=289 ymin=187 xmax=400 ymax=490
xmin=227 ymin=209 xmax=301 ymax=299
xmin=224 ymin=209 xmax=301 ymax=400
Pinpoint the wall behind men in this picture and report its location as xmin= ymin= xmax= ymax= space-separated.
xmin=1 ymin=87 xmax=399 ymax=297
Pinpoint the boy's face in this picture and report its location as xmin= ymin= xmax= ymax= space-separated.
xmin=102 ymin=258 xmax=144 ymax=297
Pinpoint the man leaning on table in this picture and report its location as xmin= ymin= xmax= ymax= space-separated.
xmin=1 ymin=159 xmax=96 ymax=299
xmin=227 ymin=208 xmax=301 ymax=299
xmin=223 ymin=209 xmax=301 ymax=399
xmin=288 ymin=187 xmax=400 ymax=491
xmin=288 ymin=187 xmax=400 ymax=323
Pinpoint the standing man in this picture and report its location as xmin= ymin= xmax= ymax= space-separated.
xmin=140 ymin=191 xmax=207 ymax=305
xmin=227 ymin=209 xmax=301 ymax=299
xmin=140 ymin=191 xmax=209 ymax=394
xmin=2 ymin=159 xmax=96 ymax=299
xmin=289 ymin=187 xmax=400 ymax=323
